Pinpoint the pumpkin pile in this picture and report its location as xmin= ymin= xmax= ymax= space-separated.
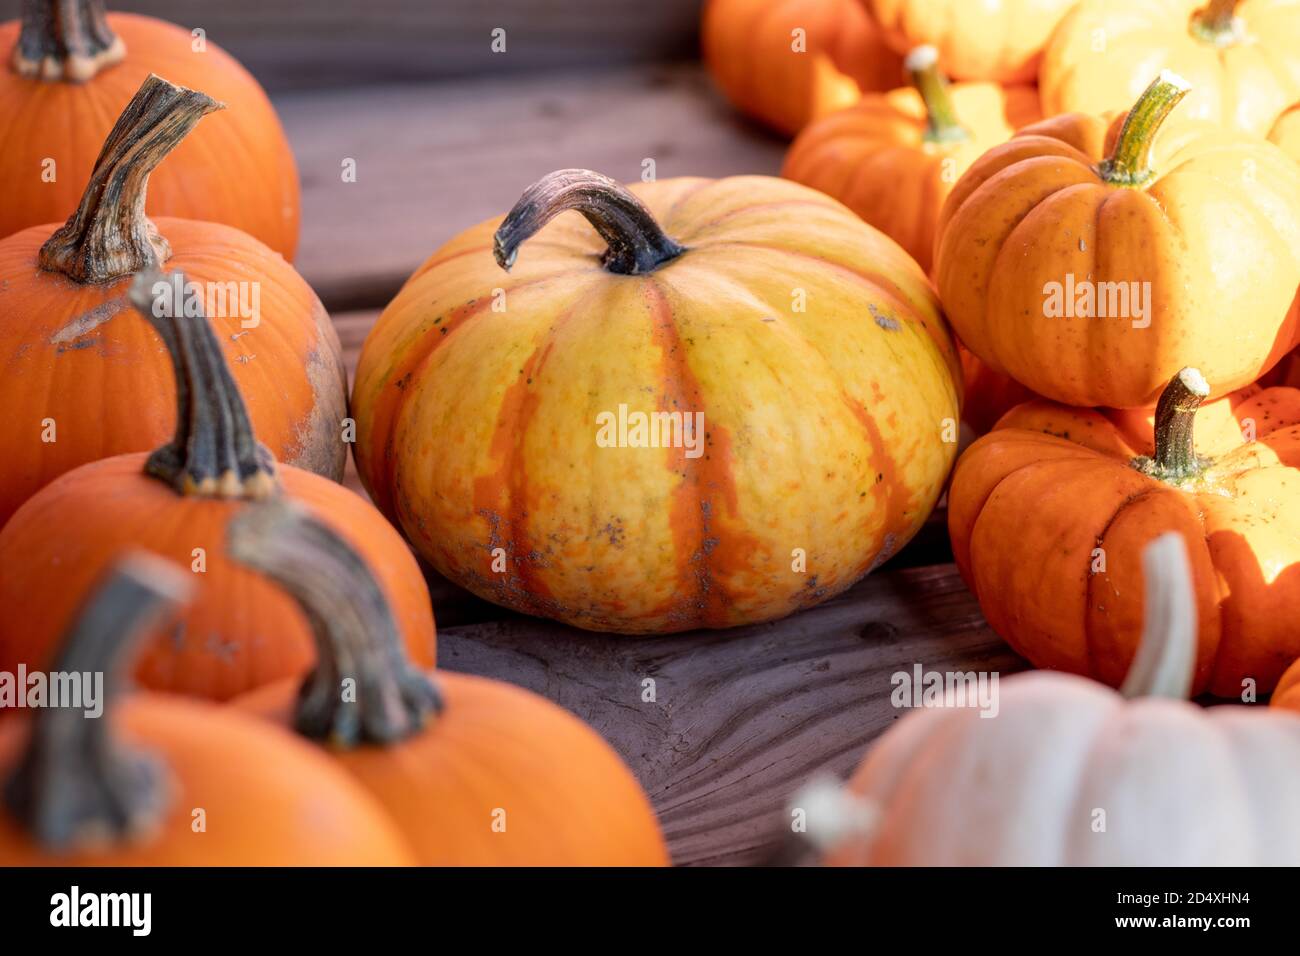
xmin=3 ymin=0 xmax=1300 ymax=869
xmin=719 ymin=0 xmax=1300 ymax=705
xmin=720 ymin=0 xmax=1300 ymax=866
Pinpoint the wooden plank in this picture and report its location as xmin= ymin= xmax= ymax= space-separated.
xmin=434 ymin=563 xmax=1022 ymax=865
xmin=98 ymin=0 xmax=706 ymax=91
xmin=281 ymin=64 xmax=785 ymax=311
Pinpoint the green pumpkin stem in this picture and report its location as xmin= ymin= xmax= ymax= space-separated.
xmin=1133 ymin=368 xmax=1211 ymax=483
xmin=1190 ymin=0 xmax=1245 ymax=46
xmin=128 ymin=270 xmax=278 ymax=499
xmin=11 ymin=0 xmax=125 ymax=82
xmin=1098 ymin=71 xmax=1191 ymax=187
xmin=905 ymin=46 xmax=969 ymax=145
xmin=227 ymin=499 xmax=442 ymax=748
xmin=1119 ymin=534 xmax=1197 ymax=700
xmin=38 ymin=73 xmax=223 ymax=284
xmin=494 ymin=169 xmax=686 ymax=276
xmin=3 ymin=553 xmax=192 ymax=850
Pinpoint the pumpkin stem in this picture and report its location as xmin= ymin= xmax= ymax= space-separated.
xmin=905 ymin=46 xmax=969 ymax=145
xmin=227 ymin=499 xmax=443 ymax=748
xmin=1190 ymin=0 xmax=1245 ymax=47
xmin=38 ymin=73 xmax=223 ymax=284
xmin=1119 ymin=533 xmax=1197 ymax=700
xmin=766 ymin=775 xmax=881 ymax=865
xmin=3 ymin=553 xmax=192 ymax=851
xmin=494 ymin=169 xmax=686 ymax=276
xmin=1098 ymin=71 xmax=1191 ymax=188
xmin=128 ymin=270 xmax=279 ymax=499
xmin=11 ymin=0 xmax=125 ymax=82
xmin=1132 ymin=367 xmax=1210 ymax=483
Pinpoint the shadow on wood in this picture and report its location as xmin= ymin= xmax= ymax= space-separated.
xmin=436 ymin=563 xmax=1023 ymax=865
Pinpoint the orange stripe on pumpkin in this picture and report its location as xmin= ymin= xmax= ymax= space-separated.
xmin=365 ymin=297 xmax=498 ymax=518
xmin=364 ymin=271 xmax=589 ymax=519
xmin=469 ymin=337 xmax=558 ymax=614
xmin=646 ymin=280 xmax=762 ymax=628
xmin=843 ymin=390 xmax=916 ymax=575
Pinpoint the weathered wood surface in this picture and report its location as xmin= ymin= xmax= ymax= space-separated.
xmin=437 ymin=564 xmax=1022 ymax=866
xmin=281 ymin=63 xmax=785 ymax=310
xmin=31 ymin=0 xmax=708 ymax=91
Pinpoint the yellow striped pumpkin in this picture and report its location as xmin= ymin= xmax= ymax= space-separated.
xmin=352 ymin=170 xmax=961 ymax=633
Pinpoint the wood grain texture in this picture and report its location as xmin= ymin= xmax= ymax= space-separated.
xmin=435 ymin=563 xmax=1023 ymax=865
xmin=280 ymin=64 xmax=784 ymax=310
xmin=57 ymin=0 xmax=706 ymax=91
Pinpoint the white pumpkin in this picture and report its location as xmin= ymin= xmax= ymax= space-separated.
xmin=798 ymin=534 xmax=1300 ymax=865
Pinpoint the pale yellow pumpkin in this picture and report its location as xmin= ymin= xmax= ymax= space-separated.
xmin=352 ymin=170 xmax=962 ymax=633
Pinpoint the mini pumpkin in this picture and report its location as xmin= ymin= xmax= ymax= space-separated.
xmin=935 ymin=73 xmax=1300 ymax=409
xmin=0 ymin=0 xmax=299 ymax=257
xmin=0 ymin=74 xmax=346 ymax=527
xmin=1041 ymin=0 xmax=1300 ymax=137
xmin=783 ymin=46 xmax=1041 ymax=272
xmin=702 ymin=0 xmax=904 ymax=136
xmin=860 ymin=0 xmax=1080 ymax=84
xmin=1259 ymin=344 xmax=1300 ymax=390
xmin=950 ymin=368 xmax=1300 ymax=697
xmin=352 ymin=169 xmax=962 ymax=633
xmin=0 ymin=554 xmax=414 ymax=865
xmin=0 ymin=270 xmax=434 ymax=702
xmin=799 ymin=534 xmax=1300 ymax=865
xmin=958 ymin=346 xmax=1038 ymax=438
xmin=230 ymin=501 xmax=668 ymax=866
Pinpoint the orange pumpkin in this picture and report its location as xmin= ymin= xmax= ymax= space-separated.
xmin=0 ymin=74 xmax=346 ymax=527
xmin=860 ymin=0 xmax=1080 ymax=83
xmin=0 ymin=554 xmax=414 ymax=865
xmin=1259 ymin=344 xmax=1300 ymax=389
xmin=0 ymin=0 xmax=298 ymax=258
xmin=958 ymin=345 xmax=1038 ymax=437
xmin=352 ymin=169 xmax=962 ymax=633
xmin=783 ymin=46 xmax=1040 ymax=272
xmin=1269 ymin=101 xmax=1300 ymax=163
xmin=1042 ymin=0 xmax=1300 ymax=137
xmin=230 ymin=501 xmax=668 ymax=866
xmin=799 ymin=534 xmax=1300 ymax=866
xmin=0 ymin=269 xmax=434 ymax=702
xmin=950 ymin=368 xmax=1300 ymax=698
xmin=935 ymin=73 xmax=1300 ymax=409
xmin=1274 ymin=659 xmax=1300 ymax=712
xmin=702 ymin=0 xmax=904 ymax=136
